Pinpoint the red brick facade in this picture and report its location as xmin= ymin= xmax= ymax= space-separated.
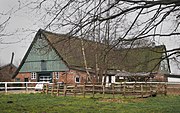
xmin=15 ymin=69 xmax=95 ymax=85
xmin=14 ymin=72 xmax=33 ymax=82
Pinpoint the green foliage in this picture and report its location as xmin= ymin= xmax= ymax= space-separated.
xmin=0 ymin=93 xmax=180 ymax=113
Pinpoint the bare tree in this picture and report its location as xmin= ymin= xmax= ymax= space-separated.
xmin=0 ymin=7 xmax=22 ymax=45
xmin=17 ymin=0 xmax=180 ymax=82
xmin=0 ymin=12 xmax=11 ymax=44
xmin=21 ymin=0 xmax=180 ymax=47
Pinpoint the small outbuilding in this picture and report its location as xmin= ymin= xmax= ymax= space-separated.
xmin=0 ymin=63 xmax=17 ymax=82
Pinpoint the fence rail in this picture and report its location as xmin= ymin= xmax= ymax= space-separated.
xmin=44 ymin=82 xmax=169 ymax=98
xmin=0 ymin=82 xmax=48 ymax=93
xmin=1 ymin=82 xmax=180 ymax=97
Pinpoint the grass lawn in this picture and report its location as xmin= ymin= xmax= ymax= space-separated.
xmin=0 ymin=93 xmax=180 ymax=113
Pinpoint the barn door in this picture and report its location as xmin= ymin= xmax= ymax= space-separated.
xmin=38 ymin=72 xmax=52 ymax=83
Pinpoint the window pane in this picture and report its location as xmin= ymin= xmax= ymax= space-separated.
xmin=75 ymin=76 xmax=80 ymax=83
xmin=31 ymin=72 xmax=36 ymax=79
xmin=54 ymin=72 xmax=59 ymax=79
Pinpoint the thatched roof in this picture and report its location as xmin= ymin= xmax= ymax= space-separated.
xmin=43 ymin=30 xmax=170 ymax=73
xmin=44 ymin=31 xmax=106 ymax=70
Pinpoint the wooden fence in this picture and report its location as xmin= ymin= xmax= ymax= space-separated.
xmin=1 ymin=82 xmax=180 ymax=97
xmin=0 ymin=82 xmax=48 ymax=93
xmin=44 ymin=82 xmax=168 ymax=98
xmin=166 ymin=82 xmax=180 ymax=95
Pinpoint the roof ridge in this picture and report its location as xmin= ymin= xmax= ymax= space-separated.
xmin=0 ymin=63 xmax=17 ymax=70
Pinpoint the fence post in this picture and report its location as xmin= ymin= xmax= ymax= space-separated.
xmin=164 ymin=83 xmax=167 ymax=96
xmin=57 ymin=83 xmax=60 ymax=96
xmin=26 ymin=83 xmax=28 ymax=92
xmin=132 ymin=83 xmax=135 ymax=93
xmin=103 ymin=85 xmax=105 ymax=98
xmin=51 ymin=83 xmax=54 ymax=96
xmin=141 ymin=84 xmax=143 ymax=98
xmin=5 ymin=82 xmax=7 ymax=93
xmin=120 ymin=83 xmax=123 ymax=96
xmin=83 ymin=83 xmax=86 ymax=98
xmin=123 ymin=83 xmax=126 ymax=97
xmin=92 ymin=83 xmax=95 ymax=98
xmin=63 ymin=84 xmax=67 ymax=97
xmin=46 ymin=83 xmax=49 ymax=94
xmin=74 ymin=84 xmax=77 ymax=97
xmin=112 ymin=83 xmax=115 ymax=98
xmin=149 ymin=83 xmax=152 ymax=96
xmin=145 ymin=82 xmax=147 ymax=94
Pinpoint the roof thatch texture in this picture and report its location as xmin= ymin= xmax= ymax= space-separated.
xmin=43 ymin=30 xmax=167 ymax=73
xmin=108 ymin=46 xmax=165 ymax=72
xmin=44 ymin=31 xmax=107 ymax=69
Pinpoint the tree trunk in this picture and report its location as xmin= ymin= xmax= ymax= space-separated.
xmin=80 ymin=38 xmax=92 ymax=82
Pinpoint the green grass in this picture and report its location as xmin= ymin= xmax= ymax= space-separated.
xmin=0 ymin=93 xmax=180 ymax=113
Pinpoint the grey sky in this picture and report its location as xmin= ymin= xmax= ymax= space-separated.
xmin=0 ymin=0 xmax=38 ymax=65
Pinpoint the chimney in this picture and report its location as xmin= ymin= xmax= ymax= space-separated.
xmin=10 ymin=52 xmax=14 ymax=64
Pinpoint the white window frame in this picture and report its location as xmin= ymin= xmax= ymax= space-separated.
xmin=54 ymin=72 xmax=59 ymax=79
xmin=75 ymin=76 xmax=80 ymax=83
xmin=31 ymin=72 xmax=36 ymax=79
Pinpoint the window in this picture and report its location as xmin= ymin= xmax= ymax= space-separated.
xmin=54 ymin=72 xmax=59 ymax=79
xmin=31 ymin=72 xmax=36 ymax=79
xmin=75 ymin=76 xmax=80 ymax=83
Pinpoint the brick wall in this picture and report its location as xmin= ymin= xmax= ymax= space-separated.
xmin=153 ymin=73 xmax=168 ymax=82
xmin=15 ymin=69 xmax=95 ymax=85
xmin=55 ymin=70 xmax=94 ymax=84
xmin=14 ymin=72 xmax=36 ymax=82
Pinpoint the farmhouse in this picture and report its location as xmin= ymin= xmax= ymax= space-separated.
xmin=12 ymin=29 xmax=170 ymax=84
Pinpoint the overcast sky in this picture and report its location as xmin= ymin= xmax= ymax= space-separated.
xmin=0 ymin=0 xmax=39 ymax=65
xmin=0 ymin=0 xmax=180 ymax=74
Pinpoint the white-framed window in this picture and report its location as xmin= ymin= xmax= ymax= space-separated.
xmin=75 ymin=76 xmax=80 ymax=83
xmin=54 ymin=72 xmax=59 ymax=79
xmin=31 ymin=72 xmax=36 ymax=79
